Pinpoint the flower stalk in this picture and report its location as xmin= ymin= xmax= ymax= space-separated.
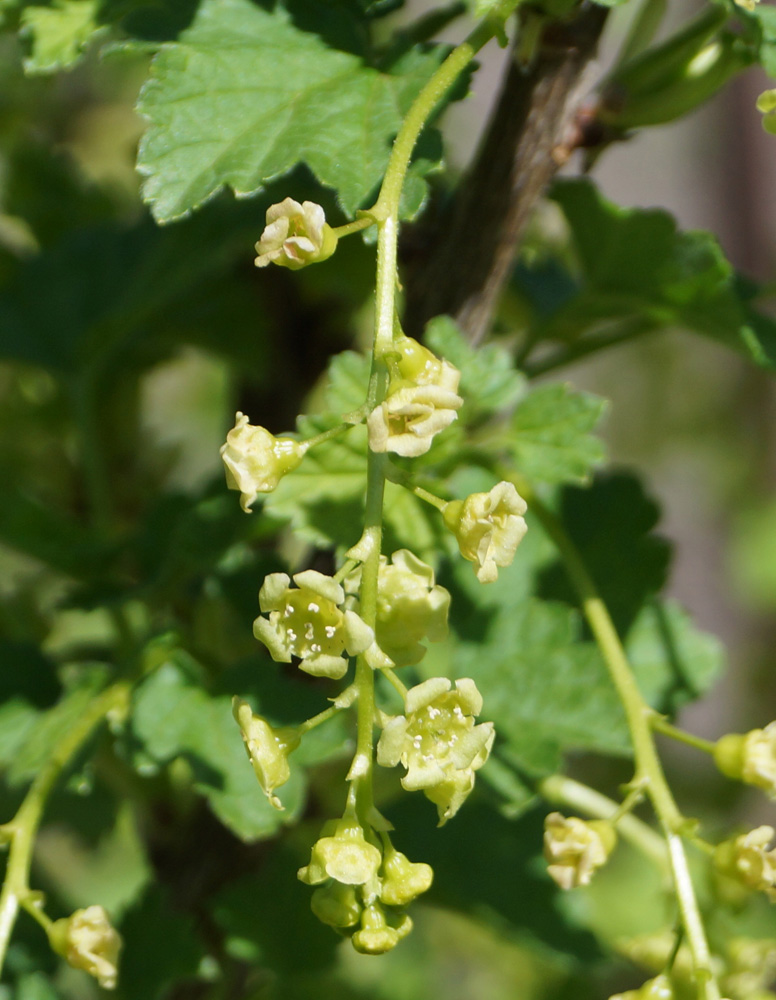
xmin=0 ymin=683 xmax=130 ymax=978
xmin=520 ymin=481 xmax=720 ymax=1000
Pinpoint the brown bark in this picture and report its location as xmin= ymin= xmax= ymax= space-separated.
xmin=403 ymin=4 xmax=608 ymax=345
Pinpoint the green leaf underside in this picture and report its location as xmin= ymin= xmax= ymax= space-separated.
xmin=131 ymin=660 xmax=301 ymax=841
xmin=136 ymin=0 xmax=444 ymax=222
xmin=516 ymin=179 xmax=776 ymax=371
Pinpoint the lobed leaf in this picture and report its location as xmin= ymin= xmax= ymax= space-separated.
xmin=20 ymin=0 xmax=101 ymax=74
xmin=507 ymin=383 xmax=607 ymax=486
xmin=136 ymin=0 xmax=445 ymax=222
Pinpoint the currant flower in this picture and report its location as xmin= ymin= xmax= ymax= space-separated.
xmin=298 ymin=818 xmax=383 ymax=886
xmin=714 ymin=826 xmax=776 ymax=900
xmin=352 ymin=903 xmax=413 ymax=955
xmin=757 ymin=90 xmax=776 ymax=135
xmin=254 ymin=198 xmax=338 ymax=270
xmin=346 ymin=549 xmax=449 ymax=667
xmin=49 ymin=905 xmax=122 ymax=990
xmin=543 ymin=812 xmax=617 ymax=890
xmin=379 ymin=848 xmax=434 ymax=906
xmin=310 ymin=881 xmax=363 ymax=928
xmin=367 ymin=336 xmax=462 ymax=457
xmin=377 ymin=677 xmax=495 ymax=825
xmin=714 ymin=722 xmax=776 ymax=799
xmin=232 ymin=698 xmax=300 ymax=810
xmin=442 ymin=481 xmax=528 ymax=583
xmin=609 ymin=974 xmax=674 ymax=1000
xmin=254 ymin=570 xmax=373 ymax=679
xmin=221 ymin=412 xmax=306 ymax=512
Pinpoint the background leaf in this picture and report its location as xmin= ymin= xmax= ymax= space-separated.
xmin=136 ymin=0 xmax=446 ymax=221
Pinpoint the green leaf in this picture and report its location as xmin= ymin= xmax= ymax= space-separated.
xmin=424 ymin=315 xmax=526 ymax=417
xmin=526 ymin=179 xmax=776 ymax=371
xmin=20 ymin=0 xmax=101 ymax=74
xmin=450 ymin=595 xmax=631 ymax=774
xmin=6 ymin=676 xmax=104 ymax=787
xmin=323 ymin=350 xmax=371 ymax=414
xmin=625 ymin=599 xmax=724 ymax=713
xmin=119 ymin=886 xmax=202 ymax=1000
xmin=136 ymin=0 xmax=445 ymax=222
xmin=507 ymin=382 xmax=607 ymax=486
xmin=131 ymin=660 xmax=298 ymax=840
xmin=538 ymin=471 xmax=671 ymax=636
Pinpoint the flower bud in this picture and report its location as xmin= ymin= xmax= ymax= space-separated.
xmin=298 ymin=818 xmax=382 ymax=887
xmin=367 ymin=337 xmax=462 ymax=457
xmin=346 ymin=549 xmax=449 ymax=668
xmin=442 ymin=482 xmax=528 ymax=583
xmin=714 ymin=826 xmax=776 ymax=900
xmin=543 ymin=813 xmax=617 ymax=890
xmin=377 ymin=676 xmax=494 ymax=825
xmin=220 ymin=412 xmax=306 ymax=512
xmin=310 ymin=881 xmax=362 ymax=928
xmin=379 ymin=849 xmax=434 ymax=906
xmin=254 ymin=198 xmax=337 ymax=270
xmin=254 ymin=570 xmax=373 ymax=679
xmin=49 ymin=905 xmax=122 ymax=990
xmin=714 ymin=723 xmax=776 ymax=799
xmin=232 ymin=698 xmax=300 ymax=810
xmin=351 ymin=903 xmax=412 ymax=955
xmin=609 ymin=975 xmax=674 ymax=1000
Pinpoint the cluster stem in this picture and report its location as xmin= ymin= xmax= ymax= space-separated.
xmin=0 ymin=683 xmax=130 ymax=976
xmin=521 ymin=483 xmax=720 ymax=1000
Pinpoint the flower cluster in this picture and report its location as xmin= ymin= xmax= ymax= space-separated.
xmin=298 ymin=815 xmax=432 ymax=954
xmin=254 ymin=198 xmax=338 ymax=270
xmin=442 ymin=481 xmax=528 ymax=583
xmin=220 ymin=197 xmax=522 ymax=954
xmin=543 ymin=812 xmax=617 ymax=889
xmin=49 ymin=906 xmax=122 ymax=990
xmin=367 ymin=336 xmax=462 ymax=457
xmin=714 ymin=722 xmax=776 ymax=799
xmin=253 ymin=570 xmax=373 ymax=679
xmin=377 ymin=677 xmax=494 ymax=824
xmin=220 ymin=412 xmax=306 ymax=512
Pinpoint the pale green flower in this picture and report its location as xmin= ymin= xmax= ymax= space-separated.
xmin=609 ymin=975 xmax=674 ymax=1000
xmin=254 ymin=570 xmax=373 ymax=679
xmin=220 ymin=412 xmax=306 ymax=512
xmin=714 ymin=826 xmax=776 ymax=900
xmin=310 ymin=881 xmax=362 ymax=928
xmin=443 ymin=481 xmax=528 ymax=583
xmin=232 ymin=698 xmax=300 ymax=810
xmin=49 ymin=905 xmax=122 ymax=990
xmin=346 ymin=549 xmax=450 ymax=668
xmin=367 ymin=336 xmax=462 ymax=457
xmin=543 ymin=812 xmax=617 ymax=890
xmin=298 ymin=819 xmax=382 ymax=886
xmin=379 ymin=848 xmax=434 ymax=906
xmin=254 ymin=198 xmax=337 ymax=270
xmin=715 ymin=722 xmax=776 ymax=799
xmin=377 ymin=677 xmax=494 ymax=824
xmin=351 ymin=903 xmax=412 ymax=955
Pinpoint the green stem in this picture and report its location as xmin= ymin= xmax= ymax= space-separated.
xmin=522 ymin=318 xmax=657 ymax=378
xmin=539 ymin=775 xmax=668 ymax=871
xmin=304 ymin=423 xmax=354 ymax=451
xmin=521 ymin=483 xmax=719 ymax=1000
xmin=331 ymin=217 xmax=375 ymax=239
xmin=346 ymin=20 xmax=500 ymax=822
xmin=0 ymin=683 xmax=130 ymax=976
xmin=651 ymin=717 xmax=717 ymax=756
xmin=382 ymin=668 xmax=408 ymax=701
xmin=410 ymin=484 xmax=447 ymax=511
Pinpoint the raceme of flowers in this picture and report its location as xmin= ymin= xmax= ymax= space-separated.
xmin=218 ymin=201 xmax=524 ymax=951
